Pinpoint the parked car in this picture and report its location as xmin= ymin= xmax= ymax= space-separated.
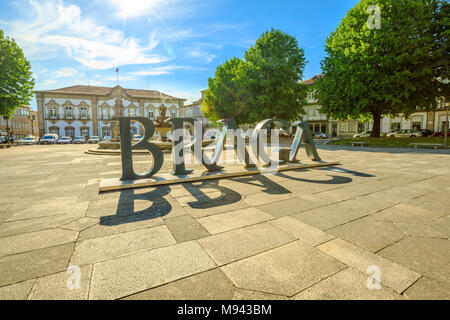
xmin=386 ymin=129 xmax=422 ymax=138
xmin=431 ymin=129 xmax=450 ymax=137
xmin=353 ymin=131 xmax=372 ymax=138
xmin=419 ymin=129 xmax=434 ymax=137
xmin=314 ymin=132 xmax=327 ymax=139
xmin=73 ymin=136 xmax=86 ymax=144
xmin=87 ymin=136 xmax=101 ymax=144
xmin=20 ymin=136 xmax=37 ymax=145
xmin=40 ymin=134 xmax=59 ymax=144
xmin=57 ymin=136 xmax=72 ymax=144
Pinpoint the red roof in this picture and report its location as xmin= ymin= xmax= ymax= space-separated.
xmin=304 ymin=75 xmax=323 ymax=86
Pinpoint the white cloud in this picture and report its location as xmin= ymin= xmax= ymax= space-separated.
xmin=131 ymin=65 xmax=189 ymax=76
xmin=54 ymin=67 xmax=79 ymax=78
xmin=1 ymin=0 xmax=166 ymax=70
xmin=185 ymin=49 xmax=217 ymax=63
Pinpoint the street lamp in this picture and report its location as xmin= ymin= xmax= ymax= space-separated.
xmin=3 ymin=116 xmax=10 ymax=145
xmin=445 ymin=98 xmax=448 ymax=146
xmin=28 ymin=115 xmax=36 ymax=137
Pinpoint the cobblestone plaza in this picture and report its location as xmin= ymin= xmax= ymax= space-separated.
xmin=0 ymin=144 xmax=449 ymax=299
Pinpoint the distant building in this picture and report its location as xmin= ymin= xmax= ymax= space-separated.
xmin=182 ymin=90 xmax=213 ymax=126
xmin=0 ymin=105 xmax=39 ymax=139
xmin=302 ymin=75 xmax=449 ymax=137
xmin=35 ymin=85 xmax=186 ymax=139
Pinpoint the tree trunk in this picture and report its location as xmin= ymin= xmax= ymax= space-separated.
xmin=371 ymin=112 xmax=381 ymax=138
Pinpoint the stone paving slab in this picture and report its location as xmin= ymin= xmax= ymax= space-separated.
xmin=294 ymin=196 xmax=398 ymax=230
xmin=123 ymin=268 xmax=235 ymax=300
xmin=0 ymin=279 xmax=35 ymax=300
xmin=198 ymin=223 xmax=295 ymax=265
xmin=165 ymin=215 xmax=210 ymax=242
xmin=377 ymin=203 xmax=447 ymax=224
xmin=71 ymin=226 xmax=176 ymax=266
xmin=327 ymin=217 xmax=405 ymax=252
xmin=1 ymin=145 xmax=449 ymax=299
xmin=0 ymin=243 xmax=74 ymax=287
xmin=293 ymin=267 xmax=402 ymax=300
xmin=269 ymin=216 xmax=335 ymax=246
xmin=89 ymin=241 xmax=216 ymax=299
xmin=197 ymin=207 xmax=274 ymax=235
xmin=0 ymin=228 xmax=78 ymax=258
xmin=28 ymin=265 xmax=92 ymax=300
xmin=317 ymin=239 xmax=421 ymax=293
xmin=221 ymin=241 xmax=346 ymax=296
xmin=378 ymin=237 xmax=450 ymax=286
xmin=403 ymin=276 xmax=450 ymax=300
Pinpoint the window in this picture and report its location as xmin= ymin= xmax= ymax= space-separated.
xmin=102 ymin=109 xmax=109 ymax=120
xmin=129 ymin=108 xmax=136 ymax=117
xmin=49 ymin=107 xmax=57 ymax=119
xmin=148 ymin=111 xmax=154 ymax=119
xmin=391 ymin=122 xmax=401 ymax=132
xmin=80 ymin=107 xmax=88 ymax=119
xmin=65 ymin=106 xmax=73 ymax=119
xmin=49 ymin=128 xmax=59 ymax=135
xmin=171 ymin=111 xmax=176 ymax=118
xmin=81 ymin=128 xmax=89 ymax=138
xmin=102 ymin=127 xmax=111 ymax=138
xmin=65 ymin=127 xmax=74 ymax=138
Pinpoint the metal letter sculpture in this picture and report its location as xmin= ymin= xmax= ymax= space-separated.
xmin=118 ymin=117 xmax=322 ymax=182
xmin=119 ymin=117 xmax=164 ymax=180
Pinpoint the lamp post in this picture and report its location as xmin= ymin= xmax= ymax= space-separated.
xmin=444 ymin=98 xmax=448 ymax=146
xmin=3 ymin=116 xmax=10 ymax=145
xmin=28 ymin=115 xmax=36 ymax=137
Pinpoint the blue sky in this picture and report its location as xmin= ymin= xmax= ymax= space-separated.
xmin=0 ymin=0 xmax=359 ymax=110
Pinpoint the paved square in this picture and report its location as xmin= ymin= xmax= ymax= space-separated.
xmin=0 ymin=144 xmax=449 ymax=299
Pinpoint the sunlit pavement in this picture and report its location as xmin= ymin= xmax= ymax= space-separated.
xmin=0 ymin=144 xmax=449 ymax=299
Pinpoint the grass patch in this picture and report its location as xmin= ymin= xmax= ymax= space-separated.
xmin=329 ymin=137 xmax=450 ymax=148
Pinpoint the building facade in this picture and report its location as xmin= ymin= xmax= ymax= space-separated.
xmin=0 ymin=106 xmax=39 ymax=139
xmin=35 ymin=85 xmax=185 ymax=139
xmin=182 ymin=90 xmax=213 ymax=126
xmin=302 ymin=76 xmax=449 ymax=137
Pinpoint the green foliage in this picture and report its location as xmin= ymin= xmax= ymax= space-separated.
xmin=317 ymin=0 xmax=448 ymax=137
xmin=203 ymin=57 xmax=249 ymax=124
xmin=0 ymin=29 xmax=35 ymax=117
xmin=203 ymin=29 xmax=307 ymax=124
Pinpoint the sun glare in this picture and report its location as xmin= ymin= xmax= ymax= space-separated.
xmin=112 ymin=0 xmax=162 ymax=18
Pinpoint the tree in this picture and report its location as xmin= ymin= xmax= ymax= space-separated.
xmin=0 ymin=30 xmax=35 ymax=117
xmin=316 ymin=0 xmax=448 ymax=137
xmin=203 ymin=29 xmax=307 ymax=124
xmin=243 ymin=29 xmax=308 ymax=123
xmin=202 ymin=57 xmax=249 ymax=124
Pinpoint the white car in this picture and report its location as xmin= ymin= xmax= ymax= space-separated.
xmin=40 ymin=134 xmax=59 ymax=144
xmin=57 ymin=136 xmax=72 ymax=144
xmin=386 ymin=129 xmax=423 ymax=138
xmin=20 ymin=137 xmax=37 ymax=145
xmin=73 ymin=136 xmax=86 ymax=144
xmin=87 ymin=136 xmax=101 ymax=144
xmin=353 ymin=131 xmax=372 ymax=138
xmin=314 ymin=132 xmax=327 ymax=139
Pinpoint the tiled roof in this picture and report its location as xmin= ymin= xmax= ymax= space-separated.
xmin=35 ymin=85 xmax=185 ymax=100
xmin=304 ymin=75 xmax=323 ymax=86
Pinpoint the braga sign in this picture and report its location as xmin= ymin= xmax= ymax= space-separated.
xmin=98 ymin=116 xmax=339 ymax=192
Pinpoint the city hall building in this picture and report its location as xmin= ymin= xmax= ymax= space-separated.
xmin=35 ymin=85 xmax=186 ymax=139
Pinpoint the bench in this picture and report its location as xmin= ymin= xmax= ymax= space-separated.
xmin=411 ymin=143 xmax=444 ymax=150
xmin=351 ymin=141 xmax=366 ymax=147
